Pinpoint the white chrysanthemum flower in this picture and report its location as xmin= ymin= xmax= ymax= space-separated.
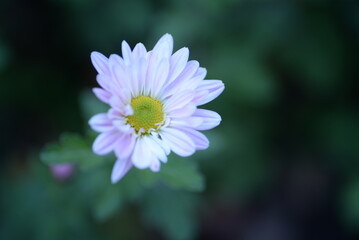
xmin=89 ymin=34 xmax=224 ymax=183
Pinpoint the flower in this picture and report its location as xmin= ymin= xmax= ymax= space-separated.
xmin=50 ymin=163 xmax=75 ymax=181
xmin=89 ymin=34 xmax=224 ymax=183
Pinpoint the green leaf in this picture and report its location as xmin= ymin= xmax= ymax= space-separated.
xmin=91 ymin=184 xmax=123 ymax=222
xmin=40 ymin=133 xmax=108 ymax=170
xmin=159 ymin=155 xmax=205 ymax=192
xmin=141 ymin=187 xmax=200 ymax=240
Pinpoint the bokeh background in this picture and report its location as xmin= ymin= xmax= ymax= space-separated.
xmin=1 ymin=0 xmax=358 ymax=239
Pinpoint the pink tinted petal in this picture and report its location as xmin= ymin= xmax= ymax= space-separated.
xmin=195 ymin=80 xmax=224 ymax=105
xmin=160 ymin=127 xmax=195 ymax=157
xmin=91 ymin=52 xmax=109 ymax=75
xmin=122 ymin=40 xmax=133 ymax=65
xmin=92 ymin=88 xmax=111 ymax=104
xmin=131 ymin=137 xmax=152 ymax=169
xmin=193 ymin=109 xmax=222 ymax=130
xmin=168 ymin=47 xmax=189 ymax=83
xmin=89 ymin=113 xmax=114 ymax=132
xmin=168 ymin=104 xmax=196 ymax=118
xmin=114 ymin=133 xmax=136 ymax=159
xmin=111 ymin=158 xmax=133 ymax=183
xmin=93 ymin=131 xmax=120 ymax=155
xmin=177 ymin=127 xmax=209 ymax=150
xmin=164 ymin=90 xmax=194 ymax=112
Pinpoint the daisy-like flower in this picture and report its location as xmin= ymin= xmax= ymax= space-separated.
xmin=89 ymin=34 xmax=224 ymax=183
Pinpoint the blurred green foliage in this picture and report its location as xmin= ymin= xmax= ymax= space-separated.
xmin=0 ymin=0 xmax=358 ymax=239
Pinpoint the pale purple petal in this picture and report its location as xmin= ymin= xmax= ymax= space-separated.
xmin=194 ymin=80 xmax=224 ymax=106
xmin=96 ymin=74 xmax=112 ymax=92
xmin=170 ymin=117 xmax=203 ymax=128
xmin=132 ymin=43 xmax=147 ymax=60
xmin=152 ymin=33 xmax=173 ymax=59
xmin=92 ymin=88 xmax=111 ymax=104
xmin=168 ymin=104 xmax=196 ymax=118
xmin=93 ymin=131 xmax=120 ymax=155
xmin=91 ymin=52 xmax=109 ymax=75
xmin=164 ymin=60 xmax=199 ymax=96
xmin=193 ymin=109 xmax=222 ymax=130
xmin=109 ymin=56 xmax=129 ymax=93
xmin=160 ymin=127 xmax=195 ymax=157
xmin=114 ymin=133 xmax=136 ymax=159
xmin=122 ymin=40 xmax=133 ymax=65
xmin=177 ymin=127 xmax=209 ymax=150
xmin=164 ymin=90 xmax=194 ymax=112
xmin=193 ymin=67 xmax=207 ymax=80
xmin=150 ymin=158 xmax=161 ymax=172
xmin=152 ymin=58 xmax=170 ymax=97
xmin=168 ymin=47 xmax=189 ymax=83
xmin=89 ymin=113 xmax=114 ymax=132
xmin=111 ymin=158 xmax=133 ymax=183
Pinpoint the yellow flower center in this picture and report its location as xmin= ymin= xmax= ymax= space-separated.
xmin=127 ymin=96 xmax=164 ymax=133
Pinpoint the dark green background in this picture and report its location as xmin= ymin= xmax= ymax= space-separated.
xmin=1 ymin=0 xmax=358 ymax=239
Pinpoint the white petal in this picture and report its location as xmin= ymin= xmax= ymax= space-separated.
xmin=150 ymin=158 xmax=161 ymax=172
xmin=89 ymin=113 xmax=114 ymax=132
xmin=160 ymin=128 xmax=195 ymax=157
xmin=92 ymin=88 xmax=111 ymax=104
xmin=152 ymin=33 xmax=173 ymax=59
xmin=151 ymin=134 xmax=171 ymax=156
xmin=152 ymin=58 xmax=170 ymax=97
xmin=131 ymin=137 xmax=152 ymax=169
xmin=177 ymin=127 xmax=209 ymax=150
xmin=111 ymin=158 xmax=133 ymax=183
xmin=168 ymin=47 xmax=189 ymax=83
xmin=122 ymin=40 xmax=133 ymax=65
xmin=144 ymin=136 xmax=168 ymax=163
xmin=114 ymin=133 xmax=136 ymax=159
xmin=132 ymin=43 xmax=147 ymax=60
xmin=137 ymin=57 xmax=148 ymax=95
xmin=91 ymin=52 xmax=109 ymax=75
xmin=93 ymin=131 xmax=120 ymax=155
xmin=193 ymin=109 xmax=222 ymax=130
